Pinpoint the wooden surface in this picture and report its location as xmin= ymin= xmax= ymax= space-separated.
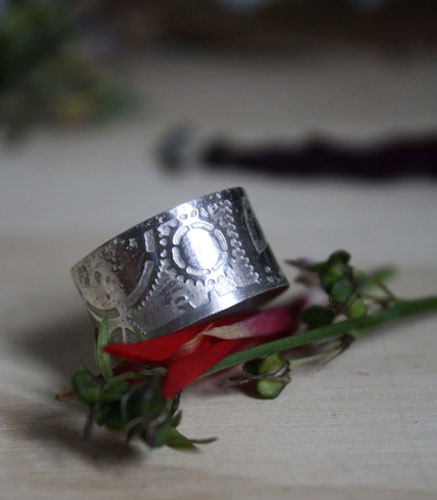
xmin=1 ymin=47 xmax=437 ymax=499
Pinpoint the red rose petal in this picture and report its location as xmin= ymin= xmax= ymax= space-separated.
xmin=104 ymin=324 xmax=206 ymax=362
xmin=162 ymin=338 xmax=248 ymax=398
xmin=204 ymin=298 xmax=306 ymax=340
xmin=103 ymin=311 xmax=257 ymax=363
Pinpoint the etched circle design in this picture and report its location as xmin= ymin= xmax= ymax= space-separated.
xmin=171 ymin=223 xmax=228 ymax=276
xmin=181 ymin=228 xmax=221 ymax=269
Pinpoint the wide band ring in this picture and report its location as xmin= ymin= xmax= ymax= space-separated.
xmin=71 ymin=187 xmax=289 ymax=343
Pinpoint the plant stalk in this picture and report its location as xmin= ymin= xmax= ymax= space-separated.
xmin=204 ymin=296 xmax=437 ymax=377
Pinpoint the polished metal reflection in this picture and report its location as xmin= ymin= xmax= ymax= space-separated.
xmin=71 ymin=187 xmax=289 ymax=342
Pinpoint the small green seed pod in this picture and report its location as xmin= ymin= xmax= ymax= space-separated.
xmin=330 ymin=278 xmax=354 ymax=303
xmin=347 ymin=297 xmax=367 ymax=319
xmin=255 ymin=353 xmax=289 ymax=399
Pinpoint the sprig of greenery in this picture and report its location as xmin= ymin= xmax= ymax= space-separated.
xmin=206 ymin=251 xmax=436 ymax=398
xmin=69 ymin=325 xmax=216 ymax=450
xmin=208 ymin=295 xmax=437 ymax=376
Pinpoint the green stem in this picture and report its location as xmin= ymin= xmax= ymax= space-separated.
xmin=204 ymin=296 xmax=437 ymax=377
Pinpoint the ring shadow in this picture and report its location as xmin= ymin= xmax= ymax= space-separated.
xmin=16 ymin=404 xmax=146 ymax=465
xmin=6 ymin=312 xmax=148 ymax=464
xmin=11 ymin=312 xmax=97 ymax=383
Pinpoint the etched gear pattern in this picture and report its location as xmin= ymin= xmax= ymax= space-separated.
xmin=127 ymin=193 xmax=260 ymax=335
xmin=71 ymin=189 xmax=288 ymax=341
xmin=158 ymin=193 xmax=259 ymax=295
xmin=73 ymin=250 xmax=139 ymax=344
xmin=158 ymin=208 xmax=232 ymax=294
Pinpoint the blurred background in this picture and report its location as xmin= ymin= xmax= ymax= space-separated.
xmin=1 ymin=0 xmax=437 ymax=318
xmin=1 ymin=4 xmax=437 ymax=496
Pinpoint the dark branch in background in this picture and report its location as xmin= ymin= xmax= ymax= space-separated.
xmin=77 ymin=0 xmax=437 ymax=47
xmin=159 ymin=126 xmax=437 ymax=180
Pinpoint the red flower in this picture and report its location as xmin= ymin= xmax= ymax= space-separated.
xmin=104 ymin=299 xmax=305 ymax=398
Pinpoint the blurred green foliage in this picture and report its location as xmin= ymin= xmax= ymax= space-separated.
xmin=0 ymin=0 xmax=73 ymax=87
xmin=0 ymin=0 xmax=133 ymax=139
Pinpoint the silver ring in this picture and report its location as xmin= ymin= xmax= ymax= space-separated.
xmin=71 ymin=187 xmax=289 ymax=342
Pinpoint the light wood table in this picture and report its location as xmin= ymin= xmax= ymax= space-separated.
xmin=1 ymin=47 xmax=437 ymax=499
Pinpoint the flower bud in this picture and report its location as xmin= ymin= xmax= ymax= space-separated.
xmin=255 ymin=353 xmax=289 ymax=399
xmin=347 ymin=298 xmax=367 ymax=319
xmin=330 ymin=279 xmax=354 ymax=303
xmin=302 ymin=305 xmax=336 ymax=328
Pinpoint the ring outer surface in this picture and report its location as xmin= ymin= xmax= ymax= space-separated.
xmin=71 ymin=187 xmax=289 ymax=343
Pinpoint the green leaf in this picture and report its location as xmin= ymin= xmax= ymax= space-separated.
xmin=95 ymin=317 xmax=113 ymax=380
xmin=302 ymin=305 xmax=336 ymax=328
xmin=143 ymin=408 xmax=182 ymax=449
xmin=146 ymin=410 xmax=216 ymax=449
xmin=104 ymin=404 xmax=128 ymax=431
xmin=166 ymin=428 xmax=217 ymax=449
xmin=71 ymin=365 xmax=100 ymax=405
xmin=127 ymin=377 xmax=167 ymax=421
xmin=151 ymin=420 xmax=174 ymax=448
xmin=99 ymin=379 xmax=131 ymax=403
xmin=71 ymin=364 xmax=131 ymax=407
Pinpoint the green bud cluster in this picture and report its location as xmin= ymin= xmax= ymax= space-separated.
xmin=73 ymin=366 xmax=166 ymax=443
xmin=67 ymin=318 xmax=215 ymax=449
xmin=71 ymin=364 xmax=215 ymax=449
xmin=307 ymin=250 xmax=367 ymax=320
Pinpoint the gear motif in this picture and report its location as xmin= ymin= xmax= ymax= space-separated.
xmin=71 ymin=189 xmax=281 ymax=341
xmin=158 ymin=207 xmax=236 ymax=294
